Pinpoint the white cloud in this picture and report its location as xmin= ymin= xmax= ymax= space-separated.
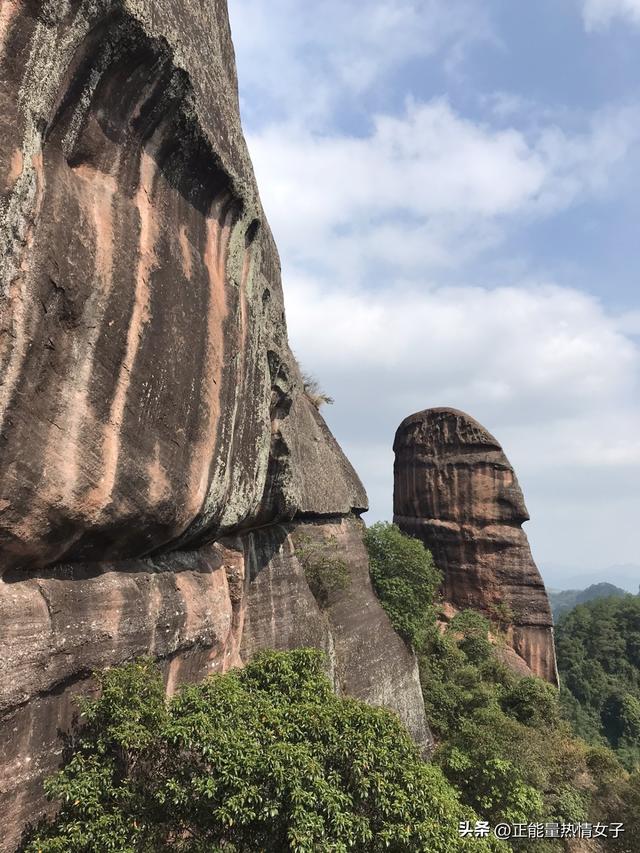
xmin=582 ymin=0 xmax=640 ymax=29
xmin=249 ymin=100 xmax=640 ymax=276
xmin=244 ymin=98 xmax=640 ymax=573
xmin=286 ymin=277 xmax=638 ymax=435
xmin=618 ymin=310 xmax=640 ymax=334
xmin=285 ymin=274 xmax=640 ymax=571
xmin=231 ymin=0 xmax=640 ymax=574
xmin=250 ymin=100 xmax=544 ymax=227
xmin=228 ymin=0 xmax=493 ymax=126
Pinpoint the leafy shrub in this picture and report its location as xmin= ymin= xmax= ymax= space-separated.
xmin=450 ymin=611 xmax=494 ymax=664
xmin=423 ymin=620 xmax=602 ymax=846
xmin=499 ymin=678 xmax=561 ymax=727
xmin=23 ymin=650 xmax=504 ymax=853
xmin=439 ymin=738 xmax=545 ymax=825
xmin=293 ymin=532 xmax=350 ymax=608
xmin=487 ymin=601 xmax=515 ymax=631
xmin=364 ymin=522 xmax=441 ymax=648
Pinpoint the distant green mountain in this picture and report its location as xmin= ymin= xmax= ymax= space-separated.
xmin=550 ymin=582 xmax=628 ymax=622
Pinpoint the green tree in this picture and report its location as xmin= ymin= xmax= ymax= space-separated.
xmin=364 ymin=522 xmax=441 ymax=648
xmin=499 ymin=678 xmax=560 ymax=728
xmin=292 ymin=531 xmax=350 ymax=608
xmin=24 ymin=650 xmax=504 ymax=853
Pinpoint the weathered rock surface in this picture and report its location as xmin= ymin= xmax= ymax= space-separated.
xmin=0 ymin=0 xmax=367 ymax=572
xmin=1 ymin=544 xmax=246 ymax=841
xmin=0 ymin=2 xmax=428 ymax=848
xmin=394 ymin=408 xmax=558 ymax=684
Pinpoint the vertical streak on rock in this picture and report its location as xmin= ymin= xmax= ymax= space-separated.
xmin=6 ymin=149 xmax=23 ymax=186
xmin=239 ymin=238 xmax=251 ymax=352
xmin=88 ymin=147 xmax=158 ymax=514
xmin=47 ymin=163 xmax=117 ymax=508
xmin=178 ymin=224 xmax=193 ymax=280
xmin=147 ymin=440 xmax=171 ymax=504
xmin=145 ymin=573 xmax=163 ymax=658
xmin=182 ymin=201 xmax=230 ymax=523
xmin=0 ymin=0 xmax=17 ymax=59
xmin=212 ymin=230 xmax=254 ymax=530
xmin=0 ymin=150 xmax=44 ymax=435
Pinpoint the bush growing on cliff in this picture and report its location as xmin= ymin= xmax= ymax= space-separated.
xmin=422 ymin=609 xmax=639 ymax=850
xmin=292 ymin=531 xmax=350 ymax=608
xmin=301 ymin=371 xmax=334 ymax=409
xmin=364 ymin=521 xmax=441 ymax=648
xmin=23 ymin=649 xmax=505 ymax=853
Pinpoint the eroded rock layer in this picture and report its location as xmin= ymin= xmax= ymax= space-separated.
xmin=393 ymin=408 xmax=558 ymax=684
xmin=1 ymin=521 xmax=429 ymax=846
xmin=0 ymin=2 xmax=429 ymax=847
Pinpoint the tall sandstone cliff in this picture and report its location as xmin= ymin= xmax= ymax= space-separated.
xmin=0 ymin=2 xmax=429 ymax=847
xmin=394 ymin=408 xmax=558 ymax=685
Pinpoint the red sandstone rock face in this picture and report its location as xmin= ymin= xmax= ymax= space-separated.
xmin=394 ymin=407 xmax=558 ymax=684
xmin=0 ymin=0 xmax=367 ymax=573
xmin=0 ymin=3 xmax=429 ymax=847
xmin=1 ymin=543 xmax=245 ymax=838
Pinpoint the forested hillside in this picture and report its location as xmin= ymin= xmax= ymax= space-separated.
xmin=556 ymin=595 xmax=640 ymax=770
xmin=550 ymin=583 xmax=628 ymax=622
xmin=366 ymin=524 xmax=640 ymax=852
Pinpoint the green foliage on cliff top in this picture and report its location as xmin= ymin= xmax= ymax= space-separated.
xmin=365 ymin=522 xmax=638 ymax=852
xmin=555 ymin=594 xmax=640 ymax=770
xmin=364 ymin=521 xmax=441 ymax=648
xmin=23 ymin=649 xmax=504 ymax=853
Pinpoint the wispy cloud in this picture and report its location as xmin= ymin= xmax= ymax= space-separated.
xmin=582 ymin=0 xmax=640 ymax=30
xmin=229 ymin=0 xmax=640 ymax=575
xmin=229 ymin=0 xmax=493 ymax=127
xmin=284 ymin=273 xmax=640 ymax=571
xmin=249 ymin=99 xmax=640 ymax=276
xmin=286 ymin=276 xmax=639 ymax=440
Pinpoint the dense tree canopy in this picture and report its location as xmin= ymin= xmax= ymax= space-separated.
xmin=556 ymin=594 xmax=640 ymax=769
xmin=364 ymin=521 xmax=441 ymax=648
xmin=549 ymin=583 xmax=629 ymax=622
xmin=24 ymin=649 xmax=502 ymax=853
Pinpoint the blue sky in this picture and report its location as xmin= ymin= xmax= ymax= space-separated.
xmin=228 ymin=0 xmax=640 ymax=588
